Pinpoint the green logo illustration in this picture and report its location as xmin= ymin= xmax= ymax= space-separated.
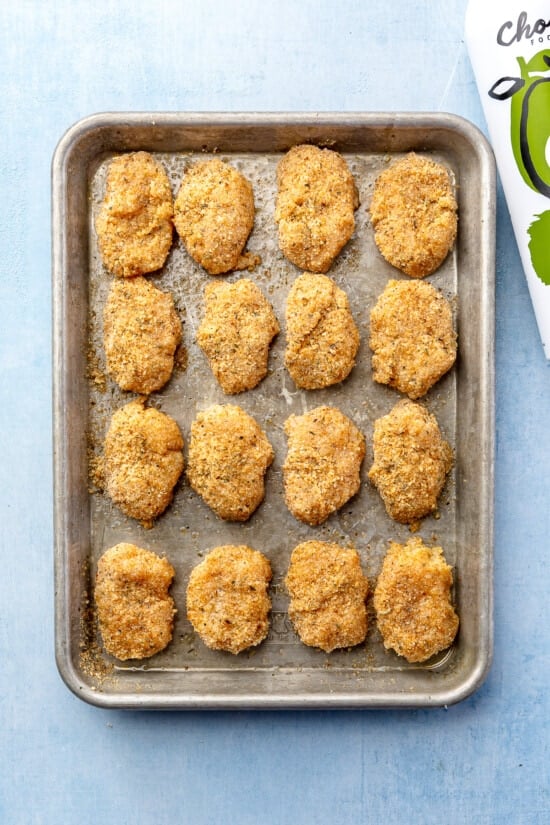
xmin=489 ymin=50 xmax=550 ymax=285
xmin=528 ymin=212 xmax=550 ymax=286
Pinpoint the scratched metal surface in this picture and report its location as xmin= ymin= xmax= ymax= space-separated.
xmin=53 ymin=112 xmax=494 ymax=708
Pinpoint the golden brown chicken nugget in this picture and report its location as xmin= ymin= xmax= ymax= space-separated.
xmin=285 ymin=272 xmax=359 ymax=389
xmin=103 ymin=399 xmax=184 ymax=528
xmin=275 ymin=144 xmax=359 ymax=273
xmin=369 ymin=279 xmax=457 ymax=399
xmin=186 ymin=404 xmax=274 ymax=521
xmin=186 ymin=545 xmax=272 ymax=654
xmin=283 ymin=406 xmax=365 ymax=526
xmin=370 ymin=153 xmax=457 ymax=278
xmin=368 ymin=399 xmax=453 ymax=524
xmin=95 ymin=151 xmax=174 ymax=278
xmin=374 ymin=537 xmax=459 ymax=663
xmin=285 ymin=541 xmax=368 ymax=652
xmin=197 ymin=278 xmax=279 ymax=394
xmin=174 ymin=158 xmax=258 ymax=275
xmin=95 ymin=543 xmax=176 ymax=660
xmin=103 ymin=276 xmax=182 ymax=395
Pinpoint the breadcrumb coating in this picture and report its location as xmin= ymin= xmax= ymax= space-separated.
xmin=186 ymin=404 xmax=274 ymax=521
xmin=186 ymin=545 xmax=272 ymax=654
xmin=368 ymin=399 xmax=453 ymax=524
xmin=283 ymin=405 xmax=366 ymax=526
xmin=374 ymin=537 xmax=459 ymax=662
xmin=285 ymin=541 xmax=368 ymax=652
xmin=197 ymin=278 xmax=279 ymax=394
xmin=104 ymin=398 xmax=184 ymax=528
xmin=369 ymin=279 xmax=456 ymax=399
xmin=275 ymin=144 xmax=359 ymax=273
xmin=285 ymin=272 xmax=359 ymax=389
xmin=95 ymin=151 xmax=174 ymax=278
xmin=369 ymin=153 xmax=457 ymax=278
xmin=95 ymin=543 xmax=176 ymax=661
xmin=174 ymin=158 xmax=258 ymax=274
xmin=103 ymin=276 xmax=181 ymax=394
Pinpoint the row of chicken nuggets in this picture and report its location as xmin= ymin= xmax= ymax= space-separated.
xmin=104 ymin=271 xmax=456 ymax=400
xmin=96 ymin=536 xmax=458 ymax=665
xmin=102 ymin=399 xmax=452 ymax=531
xmin=95 ymin=145 xmax=456 ymax=280
xmin=92 ymin=144 xmax=461 ymax=667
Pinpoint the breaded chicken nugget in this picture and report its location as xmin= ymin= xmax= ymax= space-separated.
xmin=186 ymin=545 xmax=272 ymax=654
xmin=285 ymin=541 xmax=368 ymax=652
xmin=275 ymin=144 xmax=359 ymax=273
xmin=104 ymin=399 xmax=184 ymax=528
xmin=95 ymin=543 xmax=176 ymax=660
xmin=285 ymin=272 xmax=359 ymax=389
xmin=374 ymin=537 xmax=459 ymax=663
xmin=370 ymin=153 xmax=457 ymax=278
xmin=369 ymin=279 xmax=457 ymax=399
xmin=95 ymin=151 xmax=174 ymax=278
xmin=197 ymin=278 xmax=279 ymax=394
xmin=283 ymin=406 xmax=365 ymax=526
xmin=186 ymin=404 xmax=274 ymax=521
xmin=174 ymin=158 xmax=258 ymax=275
xmin=103 ymin=276 xmax=182 ymax=395
xmin=368 ymin=399 xmax=453 ymax=524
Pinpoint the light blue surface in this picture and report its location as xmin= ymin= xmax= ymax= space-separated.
xmin=1 ymin=1 xmax=549 ymax=823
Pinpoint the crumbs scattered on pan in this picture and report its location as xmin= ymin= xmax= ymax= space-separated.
xmin=78 ymin=574 xmax=114 ymax=687
xmin=86 ymin=345 xmax=107 ymax=393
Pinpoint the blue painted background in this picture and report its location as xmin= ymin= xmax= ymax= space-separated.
xmin=1 ymin=1 xmax=548 ymax=823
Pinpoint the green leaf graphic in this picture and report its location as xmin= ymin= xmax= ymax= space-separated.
xmin=528 ymin=211 xmax=550 ymax=285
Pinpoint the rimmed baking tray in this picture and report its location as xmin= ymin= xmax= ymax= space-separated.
xmin=52 ymin=112 xmax=495 ymax=709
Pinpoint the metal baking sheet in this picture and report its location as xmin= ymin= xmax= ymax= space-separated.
xmin=52 ymin=112 xmax=495 ymax=709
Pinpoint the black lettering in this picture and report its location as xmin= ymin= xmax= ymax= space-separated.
xmin=517 ymin=11 xmax=530 ymax=40
xmin=497 ymin=11 xmax=550 ymax=46
xmin=497 ymin=20 xmax=515 ymax=46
